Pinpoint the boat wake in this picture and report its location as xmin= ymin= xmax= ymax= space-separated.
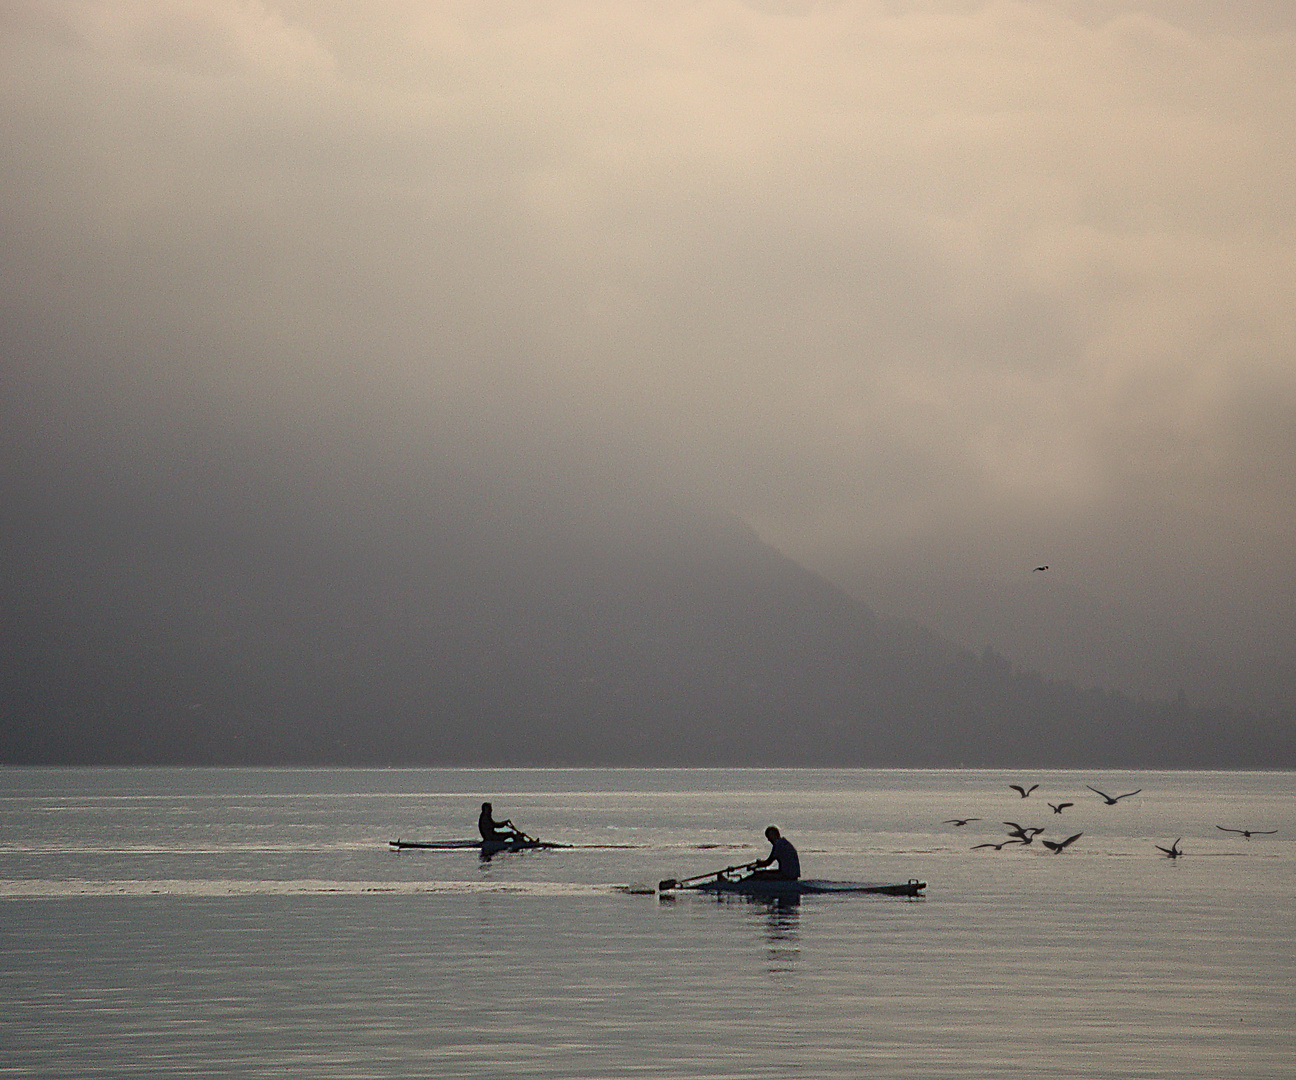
xmin=0 ymin=878 xmax=650 ymax=899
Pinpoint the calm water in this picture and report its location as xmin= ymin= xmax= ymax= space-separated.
xmin=1 ymin=767 xmax=1292 ymax=1079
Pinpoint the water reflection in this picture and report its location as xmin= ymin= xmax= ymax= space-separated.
xmin=755 ymin=896 xmax=800 ymax=973
xmin=705 ymin=893 xmax=801 ymax=972
xmin=655 ymin=891 xmax=802 ymax=971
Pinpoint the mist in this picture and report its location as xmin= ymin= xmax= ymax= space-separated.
xmin=3 ymin=1 xmax=1295 ymax=727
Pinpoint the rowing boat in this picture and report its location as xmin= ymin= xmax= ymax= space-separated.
xmin=388 ymin=838 xmax=568 ymax=853
xmin=685 ymin=877 xmax=925 ymax=897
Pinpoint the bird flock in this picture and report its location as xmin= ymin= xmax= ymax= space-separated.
xmin=943 ymin=782 xmax=1278 ymax=858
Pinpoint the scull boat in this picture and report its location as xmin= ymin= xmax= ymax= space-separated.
xmin=686 ymin=877 xmax=925 ymax=897
xmin=388 ymin=838 xmax=568 ymax=854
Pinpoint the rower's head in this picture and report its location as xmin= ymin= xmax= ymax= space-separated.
xmin=765 ymin=826 xmax=780 ymax=841
xmin=481 ymin=802 xmax=492 ymax=813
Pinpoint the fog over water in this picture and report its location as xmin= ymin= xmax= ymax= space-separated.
xmin=3 ymin=2 xmax=1295 ymax=719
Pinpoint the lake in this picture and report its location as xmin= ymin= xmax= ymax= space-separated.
xmin=2 ymin=767 xmax=1292 ymax=1078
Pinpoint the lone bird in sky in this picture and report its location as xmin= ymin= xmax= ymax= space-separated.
xmin=1004 ymin=822 xmax=1045 ymax=844
xmin=1216 ymin=826 xmax=1277 ymax=839
xmin=1010 ymin=783 xmax=1039 ymax=798
xmin=1156 ymin=839 xmax=1184 ymax=859
xmin=1048 ymin=802 xmax=1073 ymax=814
xmin=1042 ymin=832 xmax=1083 ymax=854
xmin=1087 ymin=785 xmax=1142 ymax=804
xmin=1033 ymin=565 xmax=1049 ymax=572
xmin=944 ymin=818 xmax=981 ymax=826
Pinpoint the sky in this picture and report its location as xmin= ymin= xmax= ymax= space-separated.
xmin=3 ymin=1 xmax=1294 ymax=710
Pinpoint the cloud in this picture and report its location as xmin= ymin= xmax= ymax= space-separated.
xmin=2 ymin=1 xmax=1294 ymax=703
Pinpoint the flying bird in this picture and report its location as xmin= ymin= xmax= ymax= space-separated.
xmin=944 ymin=818 xmax=981 ymax=826
xmin=1156 ymin=839 xmax=1184 ymax=859
xmin=1010 ymin=784 xmax=1039 ymax=798
xmin=1033 ymin=565 xmax=1049 ymax=572
xmin=1087 ymin=785 xmax=1142 ymax=804
xmin=1048 ymin=802 xmax=1073 ymax=814
xmin=972 ymin=840 xmax=1024 ymax=851
xmin=1042 ymin=832 xmax=1083 ymax=854
xmin=1004 ymin=822 xmax=1045 ymax=844
xmin=1215 ymin=826 xmax=1276 ymax=839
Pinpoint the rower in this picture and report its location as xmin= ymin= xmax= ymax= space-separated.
xmin=478 ymin=801 xmax=526 ymax=844
xmin=748 ymin=825 xmax=800 ymax=881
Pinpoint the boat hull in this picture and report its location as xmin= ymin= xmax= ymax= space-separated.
xmin=388 ymin=838 xmax=566 ymax=853
xmin=688 ymin=877 xmax=925 ymax=897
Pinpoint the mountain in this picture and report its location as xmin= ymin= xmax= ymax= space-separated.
xmin=2 ymin=435 xmax=1291 ymax=768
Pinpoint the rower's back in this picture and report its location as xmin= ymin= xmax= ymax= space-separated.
xmin=769 ymin=833 xmax=800 ymax=879
xmin=478 ymin=801 xmax=508 ymax=841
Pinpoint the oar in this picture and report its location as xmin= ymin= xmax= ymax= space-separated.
xmin=658 ymin=861 xmax=759 ymax=892
xmin=503 ymin=820 xmax=538 ymax=844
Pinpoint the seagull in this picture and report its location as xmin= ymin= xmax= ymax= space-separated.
xmin=972 ymin=840 xmax=1024 ymax=851
xmin=1010 ymin=784 xmax=1039 ymax=798
xmin=1048 ymin=802 xmax=1073 ymax=814
xmin=1216 ymin=826 xmax=1277 ymax=839
xmin=944 ymin=818 xmax=981 ymax=826
xmin=1042 ymin=832 xmax=1083 ymax=854
xmin=1004 ymin=822 xmax=1045 ymax=844
xmin=1156 ymin=839 xmax=1183 ymax=859
xmin=1033 ymin=565 xmax=1049 ymax=572
xmin=1087 ymin=785 xmax=1142 ymax=804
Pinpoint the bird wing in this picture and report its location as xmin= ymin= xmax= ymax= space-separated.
xmin=1086 ymin=785 xmax=1112 ymax=800
xmin=1216 ymin=826 xmax=1243 ymax=834
xmin=1115 ymin=790 xmax=1142 ymax=800
xmin=1062 ymin=832 xmax=1082 ymax=846
xmin=1027 ymin=784 xmax=1039 ymax=794
xmin=1009 ymin=785 xmax=1025 ymax=796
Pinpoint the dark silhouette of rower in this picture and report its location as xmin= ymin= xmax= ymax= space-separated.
xmin=478 ymin=801 xmax=525 ymax=843
xmin=749 ymin=826 xmax=800 ymax=881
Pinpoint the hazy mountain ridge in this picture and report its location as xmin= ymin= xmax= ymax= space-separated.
xmin=3 ymin=447 xmax=1291 ymax=767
